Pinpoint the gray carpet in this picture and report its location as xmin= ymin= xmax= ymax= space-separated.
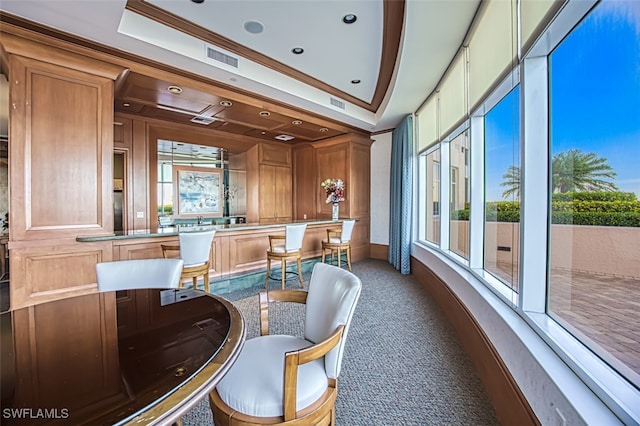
xmin=183 ymin=259 xmax=499 ymax=425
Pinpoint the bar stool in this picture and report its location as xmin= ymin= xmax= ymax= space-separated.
xmin=265 ymin=224 xmax=307 ymax=289
xmin=161 ymin=229 xmax=216 ymax=293
xmin=321 ymin=219 xmax=356 ymax=271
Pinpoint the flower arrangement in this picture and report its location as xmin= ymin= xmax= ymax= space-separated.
xmin=321 ymin=178 xmax=345 ymax=204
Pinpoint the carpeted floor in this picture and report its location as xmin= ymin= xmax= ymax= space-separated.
xmin=183 ymin=258 xmax=499 ymax=425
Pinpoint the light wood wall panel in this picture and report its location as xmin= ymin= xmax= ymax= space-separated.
xmin=292 ymin=145 xmax=316 ymax=220
xmin=350 ymin=142 xmax=371 ymax=219
xmin=9 ymin=55 xmax=117 ymax=240
xmin=10 ymin=240 xmax=112 ymax=308
xmin=315 ymin=144 xmax=349 ymax=218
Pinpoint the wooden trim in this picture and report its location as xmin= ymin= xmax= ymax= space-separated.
xmin=369 ymin=243 xmax=388 ymax=260
xmin=125 ymin=0 xmax=405 ymax=113
xmin=410 ymin=257 xmax=540 ymax=426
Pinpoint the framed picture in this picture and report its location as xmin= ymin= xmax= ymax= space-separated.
xmin=173 ymin=166 xmax=223 ymax=218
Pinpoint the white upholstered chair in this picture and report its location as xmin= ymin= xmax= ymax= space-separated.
xmin=321 ymin=219 xmax=356 ymax=271
xmin=95 ymin=258 xmax=184 ymax=292
xmin=265 ymin=224 xmax=307 ymax=289
xmin=161 ymin=230 xmax=216 ymax=292
xmin=210 ymin=262 xmax=362 ymax=425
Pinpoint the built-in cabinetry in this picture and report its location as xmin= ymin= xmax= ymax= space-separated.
xmin=246 ymin=142 xmax=292 ymax=223
xmin=2 ymin=29 xmax=123 ymax=308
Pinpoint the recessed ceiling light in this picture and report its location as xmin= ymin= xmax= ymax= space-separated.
xmin=351 ymin=79 xmax=361 ymax=84
xmin=343 ymin=14 xmax=357 ymax=24
xmin=259 ymin=111 xmax=271 ymax=117
xmin=292 ymin=120 xmax=303 ymax=125
xmin=244 ymin=21 xmax=264 ymax=34
xmin=191 ymin=0 xmax=204 ymax=3
xmin=319 ymin=128 xmax=329 ymax=132
xmin=220 ymin=100 xmax=233 ymax=107
xmin=167 ymin=85 xmax=183 ymax=94
xmin=123 ymin=103 xmax=130 ymax=107
xmin=291 ymin=47 xmax=304 ymax=55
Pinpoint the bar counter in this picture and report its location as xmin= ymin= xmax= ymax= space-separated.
xmin=76 ymin=219 xmax=342 ymax=242
xmin=73 ymin=219 xmax=367 ymax=296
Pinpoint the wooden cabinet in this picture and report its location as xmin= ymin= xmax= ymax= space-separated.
xmin=246 ymin=143 xmax=292 ymax=223
xmin=258 ymin=164 xmax=292 ymax=222
xmin=1 ymin=32 xmax=124 ymax=308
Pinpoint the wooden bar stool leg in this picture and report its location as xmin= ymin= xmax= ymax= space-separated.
xmin=281 ymin=258 xmax=286 ymax=289
xmin=337 ymin=247 xmax=342 ymax=268
xmin=322 ymin=246 xmax=326 ymax=264
xmin=204 ymin=270 xmax=210 ymax=293
xmin=265 ymin=258 xmax=271 ymax=288
xmin=297 ymin=256 xmax=303 ymax=288
xmin=346 ymin=246 xmax=352 ymax=272
xmin=192 ymin=276 xmax=197 ymax=290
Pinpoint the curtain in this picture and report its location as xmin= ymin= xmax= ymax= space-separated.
xmin=388 ymin=115 xmax=413 ymax=274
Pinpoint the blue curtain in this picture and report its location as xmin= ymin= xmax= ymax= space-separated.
xmin=388 ymin=115 xmax=413 ymax=274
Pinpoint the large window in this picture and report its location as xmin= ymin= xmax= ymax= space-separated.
xmin=547 ymin=2 xmax=640 ymax=386
xmin=415 ymin=0 xmax=640 ymax=417
xmin=484 ymin=86 xmax=520 ymax=291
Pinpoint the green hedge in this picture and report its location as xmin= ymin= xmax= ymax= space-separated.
xmin=450 ymin=192 xmax=640 ymax=226
xmin=158 ymin=205 xmax=173 ymax=215
xmin=551 ymin=191 xmax=637 ymax=202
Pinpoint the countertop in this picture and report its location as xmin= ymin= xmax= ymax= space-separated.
xmin=76 ymin=219 xmax=345 ymax=242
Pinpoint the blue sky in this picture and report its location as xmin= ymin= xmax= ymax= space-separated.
xmin=485 ymin=0 xmax=640 ymax=201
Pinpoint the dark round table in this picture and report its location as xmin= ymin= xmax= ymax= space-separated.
xmin=0 ymin=288 xmax=245 ymax=425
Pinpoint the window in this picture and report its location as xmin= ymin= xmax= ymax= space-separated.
xmin=547 ymin=2 xmax=640 ymax=387
xmin=483 ymin=86 xmax=520 ymax=291
xmin=449 ymin=130 xmax=470 ymax=259
xmin=424 ymin=146 xmax=441 ymax=245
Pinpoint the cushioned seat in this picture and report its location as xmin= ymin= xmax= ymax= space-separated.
xmin=210 ymin=262 xmax=362 ymax=425
xmin=216 ymin=335 xmax=327 ymax=417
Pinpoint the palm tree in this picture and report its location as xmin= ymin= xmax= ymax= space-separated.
xmin=551 ymin=149 xmax=618 ymax=193
xmin=499 ymin=149 xmax=618 ymax=198
xmin=500 ymin=165 xmax=520 ymax=199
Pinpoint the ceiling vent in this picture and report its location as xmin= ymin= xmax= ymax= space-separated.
xmin=275 ymin=134 xmax=295 ymax=141
xmin=190 ymin=115 xmax=217 ymax=125
xmin=330 ymin=97 xmax=346 ymax=110
xmin=206 ymin=45 xmax=239 ymax=68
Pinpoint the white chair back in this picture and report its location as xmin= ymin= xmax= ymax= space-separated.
xmin=179 ymin=230 xmax=215 ymax=267
xmin=340 ymin=219 xmax=356 ymax=242
xmin=304 ymin=262 xmax=361 ymax=379
xmin=285 ymin=224 xmax=307 ymax=251
xmin=96 ymin=258 xmax=184 ymax=292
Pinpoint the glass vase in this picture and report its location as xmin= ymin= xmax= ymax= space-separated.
xmin=332 ymin=203 xmax=339 ymax=220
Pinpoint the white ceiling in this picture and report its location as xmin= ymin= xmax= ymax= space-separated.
xmin=0 ymin=0 xmax=479 ymax=134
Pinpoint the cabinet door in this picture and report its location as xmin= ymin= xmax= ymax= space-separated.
xmin=259 ymin=165 xmax=277 ymax=220
xmin=274 ymin=166 xmax=292 ymax=221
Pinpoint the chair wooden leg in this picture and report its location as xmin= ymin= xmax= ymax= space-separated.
xmin=204 ymin=270 xmax=210 ymax=293
xmin=297 ymin=256 xmax=304 ymax=288
xmin=346 ymin=246 xmax=352 ymax=272
xmin=192 ymin=276 xmax=197 ymax=290
xmin=265 ymin=258 xmax=271 ymax=288
xmin=337 ymin=247 xmax=342 ymax=268
xmin=281 ymin=258 xmax=286 ymax=289
xmin=322 ymin=246 xmax=326 ymax=264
